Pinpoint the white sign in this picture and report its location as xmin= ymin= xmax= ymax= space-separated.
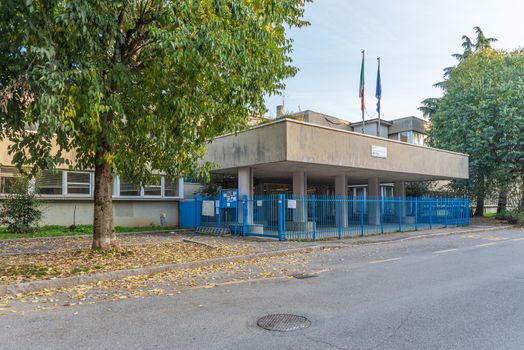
xmin=257 ymin=200 xmax=263 ymax=207
xmin=215 ymin=200 xmax=220 ymax=208
xmin=371 ymin=145 xmax=387 ymax=159
xmin=287 ymin=199 xmax=297 ymax=209
xmin=202 ymin=200 xmax=215 ymax=217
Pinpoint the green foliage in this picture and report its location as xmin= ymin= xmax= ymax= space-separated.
xmin=496 ymin=209 xmax=524 ymax=225
xmin=424 ymin=27 xmax=524 ymax=211
xmin=0 ymin=0 xmax=309 ymax=184
xmin=0 ymin=177 xmax=42 ymax=233
xmin=406 ymin=181 xmax=431 ymax=197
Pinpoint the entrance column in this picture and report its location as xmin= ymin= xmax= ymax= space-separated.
xmin=292 ymin=171 xmax=307 ymax=223
xmin=238 ymin=167 xmax=253 ymax=223
xmin=367 ymin=178 xmax=381 ymax=225
xmin=394 ymin=181 xmax=406 ymax=218
xmin=335 ymin=175 xmax=348 ymax=227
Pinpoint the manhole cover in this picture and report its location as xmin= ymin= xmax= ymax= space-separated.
xmin=256 ymin=314 xmax=311 ymax=332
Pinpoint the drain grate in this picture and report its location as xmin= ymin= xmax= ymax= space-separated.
xmin=257 ymin=314 xmax=311 ymax=332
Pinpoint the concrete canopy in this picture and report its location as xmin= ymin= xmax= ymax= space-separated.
xmin=204 ymin=119 xmax=469 ymax=185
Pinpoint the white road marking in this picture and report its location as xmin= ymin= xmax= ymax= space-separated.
xmin=433 ymin=248 xmax=458 ymax=254
xmin=511 ymin=237 xmax=524 ymax=242
xmin=474 ymin=242 xmax=497 ymax=248
xmin=369 ymin=258 xmax=401 ymax=264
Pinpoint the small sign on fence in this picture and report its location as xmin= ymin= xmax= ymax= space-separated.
xmin=257 ymin=200 xmax=263 ymax=207
xmin=202 ymin=200 xmax=215 ymax=217
xmin=287 ymin=199 xmax=297 ymax=209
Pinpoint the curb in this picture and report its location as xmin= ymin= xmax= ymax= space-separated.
xmin=0 ymin=246 xmax=327 ymax=296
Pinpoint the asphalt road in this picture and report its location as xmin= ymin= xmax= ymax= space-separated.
xmin=2 ymin=228 xmax=524 ymax=350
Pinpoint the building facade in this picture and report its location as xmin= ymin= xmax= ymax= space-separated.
xmin=0 ymin=139 xmax=184 ymax=227
xmin=203 ymin=112 xmax=468 ymax=224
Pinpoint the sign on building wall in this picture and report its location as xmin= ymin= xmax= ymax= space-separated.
xmin=371 ymin=145 xmax=387 ymax=159
xmin=202 ymin=200 xmax=215 ymax=217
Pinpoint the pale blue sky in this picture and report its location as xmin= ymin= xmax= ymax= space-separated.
xmin=265 ymin=0 xmax=524 ymax=122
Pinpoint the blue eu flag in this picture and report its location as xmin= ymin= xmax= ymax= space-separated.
xmin=375 ymin=58 xmax=382 ymax=114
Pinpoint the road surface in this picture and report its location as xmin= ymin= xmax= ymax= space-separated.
xmin=2 ymin=228 xmax=524 ymax=349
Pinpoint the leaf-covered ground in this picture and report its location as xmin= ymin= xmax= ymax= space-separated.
xmin=0 ymin=225 xmax=176 ymax=240
xmin=0 ymin=252 xmax=315 ymax=315
xmin=0 ymin=241 xmax=250 ymax=284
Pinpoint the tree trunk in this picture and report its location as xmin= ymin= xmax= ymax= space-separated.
xmin=497 ymin=190 xmax=508 ymax=214
xmin=92 ymin=156 xmax=117 ymax=250
xmin=474 ymin=193 xmax=485 ymax=217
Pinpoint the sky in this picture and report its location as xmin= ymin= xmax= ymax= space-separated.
xmin=264 ymin=0 xmax=524 ymax=122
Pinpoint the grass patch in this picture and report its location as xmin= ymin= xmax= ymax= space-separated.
xmin=0 ymin=225 xmax=175 ymax=240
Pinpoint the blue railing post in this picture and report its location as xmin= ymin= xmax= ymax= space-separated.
xmin=312 ymin=195 xmax=317 ymax=241
xmin=242 ymin=194 xmax=248 ymax=236
xmin=380 ymin=196 xmax=384 ymax=234
xmin=360 ymin=196 xmax=365 ymax=236
xmin=337 ymin=195 xmax=342 ymax=240
xmin=277 ymin=194 xmax=283 ymax=241
xmin=414 ymin=197 xmax=418 ymax=231
xmin=283 ymin=194 xmax=287 ymax=240
xmin=398 ymin=197 xmax=403 ymax=232
xmin=466 ymin=198 xmax=471 ymax=226
xmin=444 ymin=198 xmax=448 ymax=228
xmin=429 ymin=199 xmax=433 ymax=229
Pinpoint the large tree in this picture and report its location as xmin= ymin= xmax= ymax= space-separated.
xmin=427 ymin=48 xmax=524 ymax=215
xmin=0 ymin=0 xmax=310 ymax=249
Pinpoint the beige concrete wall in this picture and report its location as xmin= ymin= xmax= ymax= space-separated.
xmin=285 ymin=121 xmax=468 ymax=179
xmin=0 ymin=138 xmax=79 ymax=170
xmin=37 ymin=200 xmax=179 ymax=227
xmin=205 ymin=119 xmax=469 ymax=180
xmin=204 ymin=121 xmax=287 ymax=169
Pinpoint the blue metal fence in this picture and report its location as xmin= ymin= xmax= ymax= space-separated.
xmin=185 ymin=195 xmax=470 ymax=241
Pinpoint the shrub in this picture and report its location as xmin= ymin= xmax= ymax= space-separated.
xmin=0 ymin=176 xmax=42 ymax=233
xmin=497 ymin=209 xmax=524 ymax=225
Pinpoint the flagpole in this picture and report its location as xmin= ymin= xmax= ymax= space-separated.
xmin=360 ymin=50 xmax=365 ymax=133
xmin=377 ymin=57 xmax=381 ymax=137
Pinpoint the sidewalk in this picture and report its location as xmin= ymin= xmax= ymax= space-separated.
xmin=0 ymin=224 xmax=514 ymax=297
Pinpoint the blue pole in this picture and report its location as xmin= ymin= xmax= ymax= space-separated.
xmin=360 ymin=196 xmax=364 ymax=236
xmin=380 ymin=196 xmax=384 ymax=234
xmin=242 ymin=194 xmax=248 ymax=236
xmin=312 ymin=194 xmax=317 ymax=241
xmin=277 ymin=194 xmax=283 ymax=241
xmin=429 ymin=199 xmax=433 ymax=229
xmin=283 ymin=194 xmax=287 ymax=240
xmin=337 ymin=195 xmax=342 ymax=239
xmin=398 ymin=197 xmax=402 ymax=232
xmin=414 ymin=197 xmax=418 ymax=231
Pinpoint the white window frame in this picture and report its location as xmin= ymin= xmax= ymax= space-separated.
xmin=36 ymin=170 xmax=65 ymax=197
xmin=142 ymin=176 xmax=162 ymax=198
xmin=65 ymin=171 xmax=92 ymax=197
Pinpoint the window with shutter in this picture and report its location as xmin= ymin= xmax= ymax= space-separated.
xmin=67 ymin=172 xmax=91 ymax=195
xmin=144 ymin=176 xmax=161 ymax=196
xmin=164 ymin=178 xmax=179 ymax=197
xmin=0 ymin=167 xmax=20 ymax=194
xmin=119 ymin=179 xmax=141 ymax=196
xmin=37 ymin=170 xmax=63 ymax=195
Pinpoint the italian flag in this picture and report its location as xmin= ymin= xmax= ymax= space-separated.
xmin=359 ymin=51 xmax=365 ymax=112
